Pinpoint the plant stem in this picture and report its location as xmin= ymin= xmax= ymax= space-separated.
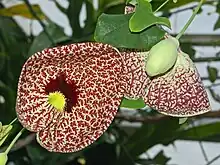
xmin=23 ymin=0 xmax=55 ymax=46
xmin=9 ymin=118 xmax=17 ymax=126
xmin=5 ymin=128 xmax=25 ymax=154
xmin=176 ymin=0 xmax=204 ymax=40
xmin=154 ymin=0 xmax=170 ymax=13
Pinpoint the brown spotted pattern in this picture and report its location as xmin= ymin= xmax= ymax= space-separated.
xmin=16 ymin=42 xmax=125 ymax=152
xmin=144 ymin=51 xmax=211 ymax=117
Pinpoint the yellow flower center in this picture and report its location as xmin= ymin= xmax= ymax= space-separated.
xmin=48 ymin=92 xmax=66 ymax=112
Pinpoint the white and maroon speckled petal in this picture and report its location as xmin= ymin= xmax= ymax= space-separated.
xmin=16 ymin=54 xmax=69 ymax=132
xmin=36 ymin=90 xmax=120 ymax=152
xmin=120 ymin=51 xmax=150 ymax=99
xmin=144 ymin=51 xmax=211 ymax=117
xmin=16 ymin=42 xmax=124 ymax=152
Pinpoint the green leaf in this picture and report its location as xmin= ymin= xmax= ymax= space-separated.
xmin=129 ymin=0 xmax=171 ymax=32
xmin=99 ymin=0 xmax=125 ymax=11
xmin=124 ymin=117 xmax=179 ymax=158
xmin=120 ymin=97 xmax=146 ymax=109
xmin=179 ymin=122 xmax=220 ymax=141
xmin=179 ymin=117 xmax=188 ymax=124
xmin=214 ymin=16 xmax=220 ymax=31
xmin=0 ymin=52 xmax=6 ymax=73
xmin=27 ymin=23 xmax=69 ymax=57
xmin=207 ymin=66 xmax=218 ymax=83
xmin=0 ymin=125 xmax=13 ymax=146
xmin=83 ymin=0 xmax=96 ymax=39
xmin=216 ymin=2 xmax=220 ymax=14
xmin=0 ymin=4 xmax=45 ymax=20
xmin=0 ymin=80 xmax=16 ymax=123
xmin=152 ymin=150 xmax=171 ymax=165
xmin=53 ymin=0 xmax=67 ymax=14
xmin=67 ymin=0 xmax=84 ymax=38
xmin=126 ymin=0 xmax=137 ymax=5
xmin=0 ymin=15 xmax=29 ymax=90
xmin=180 ymin=43 xmax=195 ymax=59
xmin=94 ymin=13 xmax=165 ymax=49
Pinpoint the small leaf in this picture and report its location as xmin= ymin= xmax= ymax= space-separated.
xmin=0 ymin=4 xmax=45 ymax=20
xmin=53 ymin=0 xmax=66 ymax=14
xmin=0 ymin=125 xmax=13 ymax=147
xmin=152 ymin=150 xmax=171 ymax=165
xmin=180 ymin=43 xmax=195 ymax=59
xmin=180 ymin=122 xmax=220 ymax=141
xmin=94 ymin=13 xmax=165 ymax=49
xmin=129 ymin=0 xmax=171 ymax=32
xmin=179 ymin=118 xmax=188 ymax=124
xmin=214 ymin=16 xmax=220 ymax=30
xmin=120 ymin=97 xmax=146 ymax=109
xmin=207 ymin=66 xmax=218 ymax=83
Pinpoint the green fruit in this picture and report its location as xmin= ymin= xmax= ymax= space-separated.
xmin=0 ymin=153 xmax=7 ymax=165
xmin=145 ymin=36 xmax=179 ymax=77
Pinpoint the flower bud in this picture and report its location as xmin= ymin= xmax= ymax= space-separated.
xmin=145 ymin=36 xmax=179 ymax=77
xmin=0 ymin=153 xmax=7 ymax=165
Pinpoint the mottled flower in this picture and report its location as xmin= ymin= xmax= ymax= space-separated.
xmin=16 ymin=43 xmax=125 ymax=153
xmin=144 ymin=50 xmax=211 ymax=117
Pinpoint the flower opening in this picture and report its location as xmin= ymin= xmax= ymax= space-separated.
xmin=46 ymin=74 xmax=79 ymax=113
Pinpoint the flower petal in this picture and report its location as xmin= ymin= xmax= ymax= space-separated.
xmin=16 ymin=63 xmax=65 ymax=132
xmin=36 ymin=95 xmax=119 ymax=152
xmin=144 ymin=51 xmax=211 ymax=117
xmin=120 ymin=51 xmax=150 ymax=99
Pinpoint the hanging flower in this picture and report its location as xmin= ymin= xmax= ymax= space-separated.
xmin=16 ymin=43 xmax=126 ymax=153
xmin=144 ymin=50 xmax=211 ymax=117
xmin=123 ymin=4 xmax=210 ymax=116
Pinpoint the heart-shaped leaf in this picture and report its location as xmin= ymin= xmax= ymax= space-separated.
xmin=129 ymin=0 xmax=171 ymax=32
xmin=94 ymin=13 xmax=165 ymax=49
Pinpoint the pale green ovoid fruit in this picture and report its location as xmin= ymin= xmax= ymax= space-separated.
xmin=145 ymin=36 xmax=179 ymax=77
xmin=0 ymin=153 xmax=7 ymax=165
